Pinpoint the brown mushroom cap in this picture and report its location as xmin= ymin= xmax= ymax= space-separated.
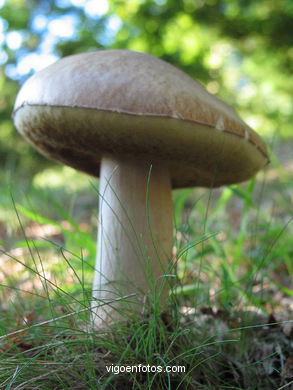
xmin=13 ymin=49 xmax=269 ymax=188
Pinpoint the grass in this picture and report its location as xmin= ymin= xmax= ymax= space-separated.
xmin=0 ymin=145 xmax=292 ymax=389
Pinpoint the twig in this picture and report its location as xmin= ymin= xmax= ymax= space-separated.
xmin=276 ymin=380 xmax=293 ymax=390
xmin=0 ymin=293 xmax=137 ymax=341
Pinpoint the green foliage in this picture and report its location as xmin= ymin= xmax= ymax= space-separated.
xmin=0 ymin=177 xmax=292 ymax=388
xmin=0 ymin=0 xmax=292 ymax=181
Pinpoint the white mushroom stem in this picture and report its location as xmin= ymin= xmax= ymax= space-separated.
xmin=92 ymin=155 xmax=173 ymax=325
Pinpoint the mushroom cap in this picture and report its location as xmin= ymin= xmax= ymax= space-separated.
xmin=13 ymin=49 xmax=268 ymax=188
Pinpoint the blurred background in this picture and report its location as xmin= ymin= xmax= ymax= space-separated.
xmin=1 ymin=0 xmax=292 ymax=173
xmin=0 ymin=0 xmax=292 ymax=311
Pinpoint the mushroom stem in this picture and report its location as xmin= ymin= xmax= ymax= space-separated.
xmin=92 ymin=155 xmax=173 ymax=325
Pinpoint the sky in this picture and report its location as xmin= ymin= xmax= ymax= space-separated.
xmin=1 ymin=0 xmax=122 ymax=79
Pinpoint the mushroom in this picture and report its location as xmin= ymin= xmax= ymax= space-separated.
xmin=13 ymin=50 xmax=269 ymax=326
